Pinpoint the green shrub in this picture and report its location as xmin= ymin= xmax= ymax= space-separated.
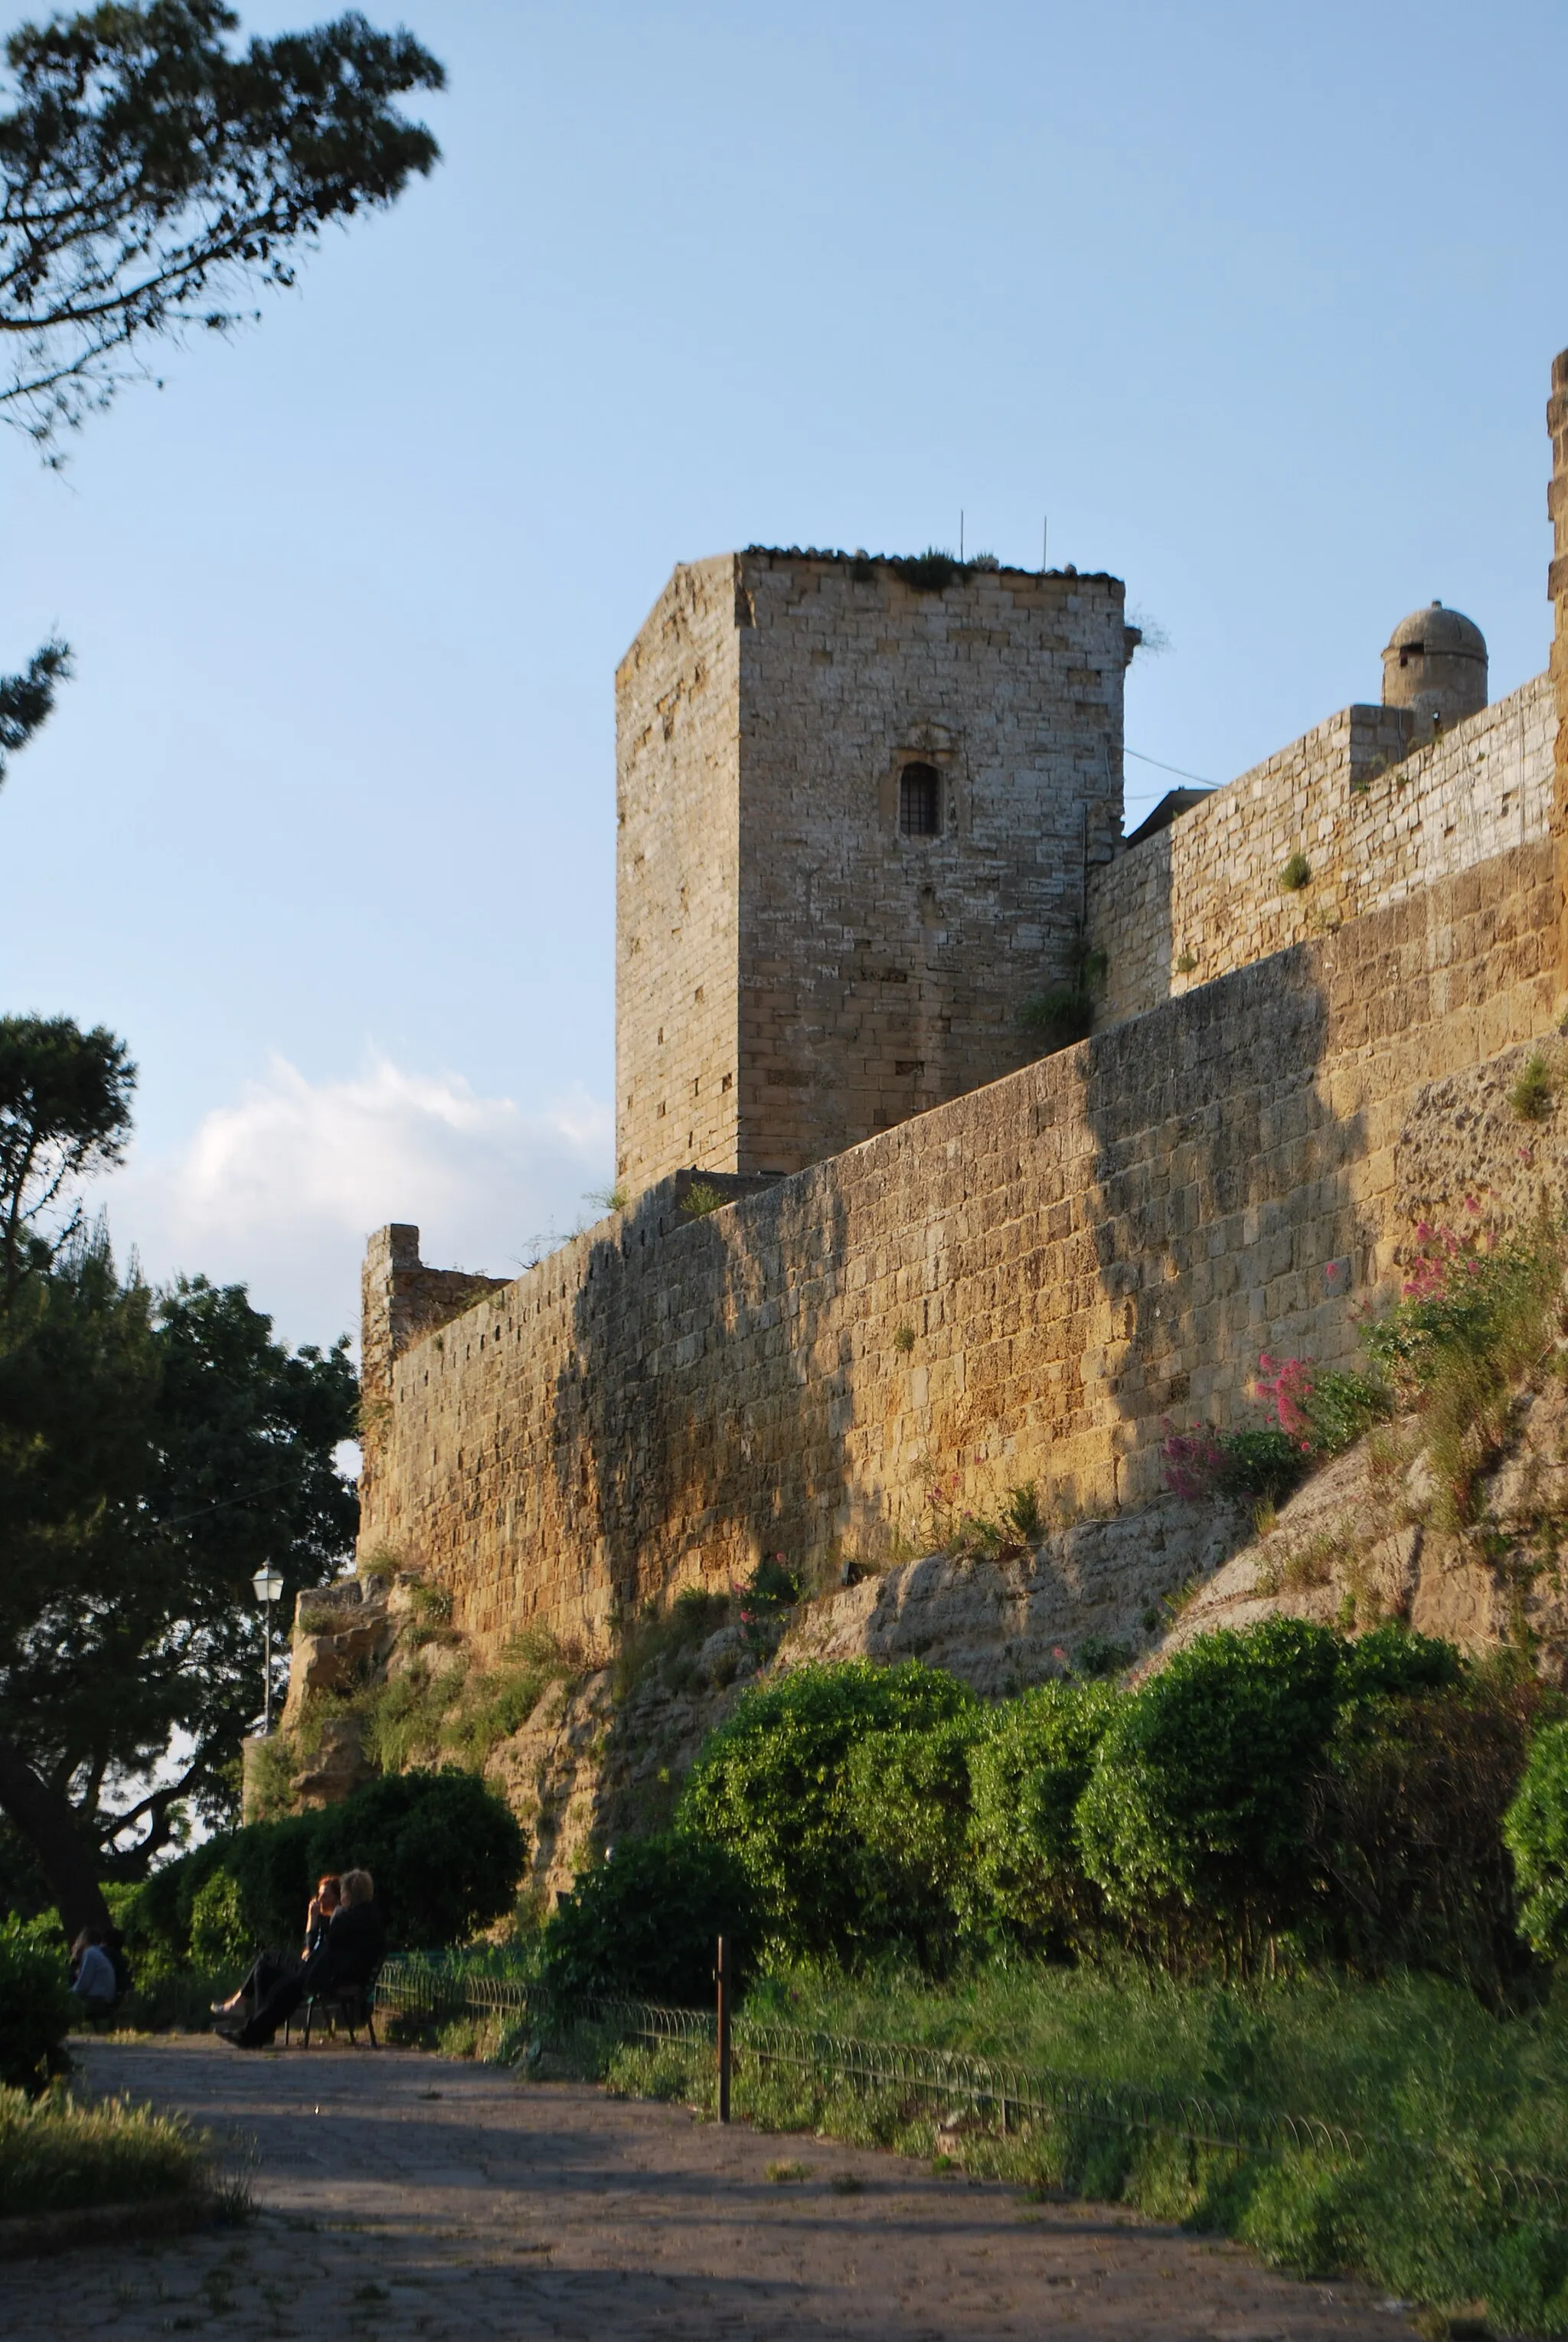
xmin=845 ymin=1714 xmax=985 ymax=1967
xmin=1279 ymin=851 xmax=1311 ymax=892
xmin=965 ymin=1681 xmax=1120 ymax=1954
xmin=1504 ymin=1720 xmax=1568 ymax=1958
xmin=1509 ymin=1052 xmax=1555 ymax=1122
xmin=1018 ymin=985 xmax=1094 ymax=1051
xmin=0 ymin=1919 xmax=73 ymax=2092
xmin=1077 ymin=1618 xmax=1343 ymax=1969
xmin=542 ymin=1834 xmax=757 ymax=2007
xmin=678 ymin=1661 xmax=976 ymax=1963
xmin=890 ymin=547 xmax=960 ymax=593
xmin=188 ymin=1870 xmax=249 ymax=1974
xmin=122 ymin=1769 xmax=527 ymax=1972
xmin=1312 ymin=1671 xmax=1533 ymax=1997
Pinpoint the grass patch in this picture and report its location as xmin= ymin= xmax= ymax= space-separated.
xmin=1510 ymin=1054 xmax=1555 ymax=1122
xmin=596 ymin=1965 xmax=1568 ymax=2332
xmin=1279 ymin=852 xmax=1311 ymax=893
xmin=0 ymin=2087 xmax=207 ymax=2219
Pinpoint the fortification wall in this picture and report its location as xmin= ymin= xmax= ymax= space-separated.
xmin=1090 ymin=673 xmax=1557 ymax=1024
xmin=1552 ymin=348 xmax=1568 ymax=980
xmin=359 ymin=838 xmax=1557 ymax=1664
xmin=615 ymin=559 xmax=744 ymax=1197
xmin=733 ymin=555 xmax=1127 ymax=1180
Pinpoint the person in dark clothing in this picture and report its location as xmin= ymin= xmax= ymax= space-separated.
xmin=212 ymin=1873 xmax=341 ymax=2021
xmin=221 ymin=1868 xmax=386 ymax=2049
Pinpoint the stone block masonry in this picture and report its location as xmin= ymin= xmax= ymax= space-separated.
xmin=616 ymin=550 xmax=1130 ymax=1197
xmin=1089 ymin=674 xmax=1557 ymax=1026
xmin=1552 ymin=345 xmax=1568 ymax=982
xmin=360 ymin=839 xmax=1557 ymax=1664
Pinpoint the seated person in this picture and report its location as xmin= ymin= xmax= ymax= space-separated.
xmin=221 ymin=1867 xmax=386 ymax=2049
xmin=212 ymin=1874 xmax=341 ymax=2021
xmin=69 ymin=1929 xmax=119 ymax=2020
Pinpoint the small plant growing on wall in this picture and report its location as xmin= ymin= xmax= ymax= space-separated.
xmin=680 ymin=1180 xmax=727 ymax=1220
xmin=1279 ymin=852 xmax=1312 ymax=893
xmin=1509 ymin=1053 xmax=1555 ymax=1122
xmin=1020 ymin=946 xmax=1109 ymax=1057
xmin=1174 ymin=951 xmax=1197 ymax=975
xmin=893 ymin=1323 xmax=917 ymax=1355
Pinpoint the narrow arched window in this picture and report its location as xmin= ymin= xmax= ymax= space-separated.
xmin=899 ymin=761 xmax=941 ymax=836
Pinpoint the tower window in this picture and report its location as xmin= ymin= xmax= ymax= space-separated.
xmin=899 ymin=761 xmax=942 ymax=836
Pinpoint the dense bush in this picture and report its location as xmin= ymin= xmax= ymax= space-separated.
xmin=846 ymin=1713 xmax=984 ymax=1968
xmin=678 ymin=1661 xmax=976 ymax=1961
xmin=0 ymin=1918 xmax=73 ymax=2092
xmin=964 ymin=1681 xmax=1119 ymax=1955
xmin=1312 ymin=1670 xmax=1534 ymax=1997
xmin=667 ymin=1628 xmax=1542 ymax=1983
xmin=1076 ymin=1618 xmax=1343 ymax=1966
xmin=1505 ymin=1720 xmax=1568 ymax=1958
xmin=123 ymin=1769 xmax=526 ymax=1975
xmin=541 ymin=1834 xmax=758 ymax=2007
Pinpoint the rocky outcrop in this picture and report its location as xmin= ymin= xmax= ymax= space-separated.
xmin=1149 ymin=1377 xmax=1568 ymax=1677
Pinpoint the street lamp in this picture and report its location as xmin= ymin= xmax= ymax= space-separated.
xmin=251 ymin=1565 xmax=285 ymax=1735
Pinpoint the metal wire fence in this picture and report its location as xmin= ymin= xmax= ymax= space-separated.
xmin=374 ymin=1956 xmax=1568 ymax=2226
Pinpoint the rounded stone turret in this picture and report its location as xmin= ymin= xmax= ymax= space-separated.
xmin=1381 ymin=602 xmax=1487 ymax=731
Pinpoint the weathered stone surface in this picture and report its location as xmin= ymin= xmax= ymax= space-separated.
xmin=290 ymin=1710 xmax=375 ymax=1810
xmin=1150 ymin=1377 xmax=1568 ymax=1680
xmin=279 ymin=1579 xmax=399 ymax=1731
xmin=616 ymin=552 xmax=1128 ymax=1196
xmin=1090 ymin=675 xmax=1557 ymax=1025
xmin=358 ymin=839 xmax=1560 ymax=1665
xmin=779 ymin=1497 xmax=1243 ymax=1695
xmin=1396 ymin=1034 xmax=1568 ymax=1233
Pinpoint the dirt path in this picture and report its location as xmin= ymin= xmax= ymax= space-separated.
xmin=7 ymin=2035 xmax=1415 ymax=2340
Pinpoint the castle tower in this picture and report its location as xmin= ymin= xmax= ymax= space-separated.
xmin=1381 ymin=602 xmax=1488 ymax=733
xmin=614 ymin=550 xmax=1132 ymax=1196
xmin=1552 ymin=348 xmax=1568 ymax=991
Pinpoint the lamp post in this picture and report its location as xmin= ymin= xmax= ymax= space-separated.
xmin=251 ymin=1565 xmax=285 ymax=1735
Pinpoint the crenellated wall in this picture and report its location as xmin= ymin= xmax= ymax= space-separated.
xmin=1089 ymin=674 xmax=1557 ymax=1025
xmin=359 ymin=840 xmax=1558 ymax=1664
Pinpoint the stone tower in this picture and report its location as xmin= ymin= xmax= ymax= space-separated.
xmin=1553 ymin=348 xmax=1568 ymax=991
xmin=1381 ymin=602 xmax=1488 ymax=733
xmin=614 ymin=549 xmax=1132 ymax=1197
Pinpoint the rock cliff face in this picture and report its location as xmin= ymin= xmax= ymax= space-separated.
xmin=1155 ymin=1376 xmax=1568 ymax=1674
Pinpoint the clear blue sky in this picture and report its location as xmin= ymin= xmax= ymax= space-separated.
xmin=3 ymin=0 xmax=1565 ymax=1351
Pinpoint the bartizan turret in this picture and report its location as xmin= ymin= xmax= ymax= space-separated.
xmin=1381 ymin=601 xmax=1488 ymax=733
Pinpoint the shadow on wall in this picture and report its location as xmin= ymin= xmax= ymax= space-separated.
xmin=550 ymin=1168 xmax=854 ymax=1625
xmin=1082 ymin=942 xmax=1375 ymax=1514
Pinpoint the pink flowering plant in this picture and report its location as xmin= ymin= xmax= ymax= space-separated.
xmin=1161 ymin=1351 xmax=1390 ymax=1504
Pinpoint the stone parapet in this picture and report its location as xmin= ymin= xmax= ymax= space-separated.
xmin=1089 ymin=675 xmax=1556 ymax=1025
xmin=1551 ymin=346 xmax=1568 ymax=984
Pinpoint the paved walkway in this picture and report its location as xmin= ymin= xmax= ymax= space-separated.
xmin=7 ymin=2037 xmax=1415 ymax=2340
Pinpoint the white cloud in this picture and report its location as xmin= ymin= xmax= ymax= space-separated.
xmin=110 ymin=1053 xmax=613 ymax=1353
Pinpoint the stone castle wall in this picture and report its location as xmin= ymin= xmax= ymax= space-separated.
xmin=1089 ymin=673 xmax=1557 ymax=1026
xmin=360 ymin=838 xmax=1557 ymax=1665
xmin=615 ymin=561 xmax=744 ymax=1198
xmin=1551 ymin=348 xmax=1568 ymax=982
xmin=615 ymin=551 xmax=1129 ymax=1197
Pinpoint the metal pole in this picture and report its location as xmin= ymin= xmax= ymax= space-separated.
xmin=263 ymin=1588 xmax=273 ymax=1736
xmin=716 ymin=1935 xmax=731 ymax=2124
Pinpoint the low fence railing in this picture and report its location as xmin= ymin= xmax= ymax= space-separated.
xmin=373 ymin=1956 xmax=1567 ymax=2226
